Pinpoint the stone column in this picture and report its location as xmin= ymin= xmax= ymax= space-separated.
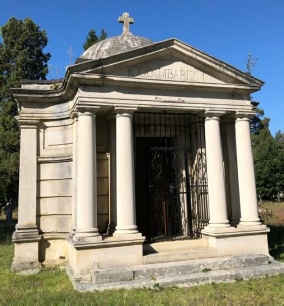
xmin=74 ymin=111 xmax=101 ymax=243
xmin=114 ymin=108 xmax=141 ymax=238
xmin=202 ymin=112 xmax=232 ymax=234
xmin=107 ymin=116 xmax=117 ymax=234
xmin=235 ymin=114 xmax=264 ymax=228
xmin=12 ymin=119 xmax=41 ymax=272
xmin=223 ymin=119 xmax=241 ymax=226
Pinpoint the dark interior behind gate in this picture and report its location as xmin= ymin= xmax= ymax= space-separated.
xmin=134 ymin=112 xmax=209 ymax=242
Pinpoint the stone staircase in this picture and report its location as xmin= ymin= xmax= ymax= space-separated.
xmin=142 ymin=239 xmax=216 ymax=264
xmin=66 ymin=241 xmax=284 ymax=292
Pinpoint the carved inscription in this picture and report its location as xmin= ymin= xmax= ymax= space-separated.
xmin=128 ymin=65 xmax=205 ymax=81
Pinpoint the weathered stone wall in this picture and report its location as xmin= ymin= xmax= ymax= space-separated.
xmin=37 ymin=119 xmax=73 ymax=234
xmin=36 ymin=115 xmax=110 ymax=262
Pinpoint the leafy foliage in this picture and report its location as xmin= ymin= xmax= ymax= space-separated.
xmin=83 ymin=29 xmax=107 ymax=51
xmin=0 ymin=17 xmax=50 ymax=202
xmin=250 ymin=107 xmax=265 ymax=134
xmin=275 ymin=130 xmax=284 ymax=154
xmin=251 ymin=111 xmax=284 ymax=199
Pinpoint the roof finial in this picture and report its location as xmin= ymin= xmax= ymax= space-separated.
xmin=118 ymin=12 xmax=134 ymax=35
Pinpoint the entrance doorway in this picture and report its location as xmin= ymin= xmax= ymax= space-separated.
xmin=134 ymin=113 xmax=209 ymax=242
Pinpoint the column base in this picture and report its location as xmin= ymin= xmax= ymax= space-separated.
xmin=238 ymin=217 xmax=262 ymax=226
xmin=113 ymin=225 xmax=142 ymax=239
xmin=114 ymin=225 xmax=139 ymax=234
xmin=202 ymin=225 xmax=236 ymax=236
xmin=237 ymin=223 xmax=267 ymax=231
xmin=73 ymin=228 xmax=102 ymax=244
xmin=12 ymin=225 xmax=41 ymax=274
xmin=13 ymin=224 xmax=39 ymax=241
xmin=113 ymin=232 xmax=143 ymax=240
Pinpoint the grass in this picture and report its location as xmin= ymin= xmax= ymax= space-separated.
xmin=0 ymin=205 xmax=283 ymax=305
xmin=259 ymin=201 xmax=284 ymax=262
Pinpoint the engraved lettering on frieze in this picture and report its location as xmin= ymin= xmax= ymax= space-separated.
xmin=128 ymin=65 xmax=205 ymax=81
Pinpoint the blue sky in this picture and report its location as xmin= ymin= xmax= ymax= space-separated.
xmin=1 ymin=0 xmax=283 ymax=135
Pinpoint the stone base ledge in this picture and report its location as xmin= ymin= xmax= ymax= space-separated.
xmin=42 ymin=233 xmax=69 ymax=240
xmin=67 ymin=236 xmax=145 ymax=278
xmin=237 ymin=224 xmax=268 ymax=232
xmin=202 ymin=225 xmax=269 ymax=238
xmin=73 ymin=234 xmax=102 ymax=244
xmin=42 ymin=259 xmax=68 ymax=267
xmin=204 ymin=232 xmax=269 ymax=257
xmin=68 ymin=234 xmax=145 ymax=250
xmin=11 ymin=260 xmax=41 ymax=275
xmin=12 ymin=227 xmax=41 ymax=243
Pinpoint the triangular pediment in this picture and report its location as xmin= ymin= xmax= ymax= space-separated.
xmin=105 ymin=55 xmax=225 ymax=84
xmin=75 ymin=39 xmax=263 ymax=89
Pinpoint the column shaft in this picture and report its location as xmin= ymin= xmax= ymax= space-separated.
xmin=74 ymin=112 xmax=101 ymax=242
xmin=203 ymin=114 xmax=230 ymax=230
xmin=114 ymin=110 xmax=139 ymax=236
xmin=235 ymin=116 xmax=261 ymax=226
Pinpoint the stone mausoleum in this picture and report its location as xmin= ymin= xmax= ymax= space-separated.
xmin=12 ymin=13 xmax=272 ymax=286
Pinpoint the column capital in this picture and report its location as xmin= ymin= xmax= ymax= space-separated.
xmin=114 ymin=106 xmax=137 ymax=116
xmin=203 ymin=110 xmax=226 ymax=119
xmin=17 ymin=118 xmax=40 ymax=129
xmin=75 ymin=106 xmax=100 ymax=114
xmin=235 ymin=111 xmax=255 ymax=120
xmin=77 ymin=111 xmax=96 ymax=118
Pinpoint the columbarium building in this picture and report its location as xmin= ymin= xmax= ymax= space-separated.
xmin=12 ymin=13 xmax=270 ymax=285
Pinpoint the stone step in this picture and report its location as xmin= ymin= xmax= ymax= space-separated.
xmin=143 ymin=238 xmax=208 ymax=254
xmin=143 ymin=247 xmax=216 ymax=264
xmin=136 ymin=253 xmax=269 ymax=280
xmin=90 ymin=253 xmax=269 ymax=285
xmin=67 ymin=255 xmax=284 ymax=292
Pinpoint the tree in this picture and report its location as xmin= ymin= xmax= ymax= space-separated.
xmin=250 ymin=107 xmax=265 ymax=134
xmin=275 ymin=130 xmax=284 ymax=152
xmin=251 ymin=116 xmax=284 ymax=200
xmin=0 ymin=17 xmax=51 ymax=202
xmin=83 ymin=29 xmax=107 ymax=51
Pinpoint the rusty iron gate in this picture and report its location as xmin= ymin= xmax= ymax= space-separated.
xmin=134 ymin=112 xmax=209 ymax=242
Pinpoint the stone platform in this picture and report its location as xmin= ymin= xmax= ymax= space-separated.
xmin=66 ymin=251 xmax=284 ymax=292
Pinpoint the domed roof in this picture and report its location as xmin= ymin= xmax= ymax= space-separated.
xmin=79 ymin=12 xmax=154 ymax=61
xmin=80 ymin=35 xmax=154 ymax=60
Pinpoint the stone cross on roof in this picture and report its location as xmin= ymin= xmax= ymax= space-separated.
xmin=118 ymin=12 xmax=134 ymax=35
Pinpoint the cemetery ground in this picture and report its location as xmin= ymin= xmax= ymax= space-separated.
xmin=0 ymin=204 xmax=283 ymax=305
